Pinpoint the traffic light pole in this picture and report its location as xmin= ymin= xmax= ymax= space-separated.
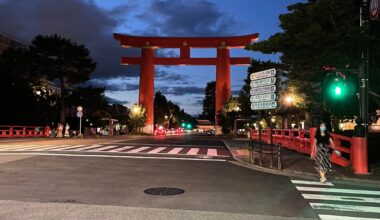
xmin=359 ymin=0 xmax=369 ymax=137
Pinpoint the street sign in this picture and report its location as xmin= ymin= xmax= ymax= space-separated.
xmin=250 ymin=85 xmax=276 ymax=95
xmin=250 ymin=77 xmax=276 ymax=88
xmin=250 ymin=93 xmax=276 ymax=102
xmin=250 ymin=68 xmax=276 ymax=81
xmin=251 ymin=101 xmax=277 ymax=110
xmin=77 ymin=106 xmax=83 ymax=112
xmin=76 ymin=111 xmax=83 ymax=118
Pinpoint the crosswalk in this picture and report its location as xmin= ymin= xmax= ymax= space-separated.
xmin=291 ymin=179 xmax=380 ymax=220
xmin=0 ymin=144 xmax=231 ymax=158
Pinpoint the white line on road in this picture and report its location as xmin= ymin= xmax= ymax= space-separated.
xmin=0 ymin=152 xmax=227 ymax=162
xmin=48 ymin=145 xmax=77 ymax=151
xmin=127 ymin=147 xmax=150 ymax=153
xmin=302 ymin=193 xmax=380 ymax=203
xmin=296 ymin=186 xmax=380 ymax=196
xmin=207 ymin=149 xmax=218 ymax=157
xmin=71 ymin=145 xmax=103 ymax=151
xmin=310 ymin=203 xmax=380 ymax=213
xmin=92 ymin=145 xmax=118 ymax=151
xmin=167 ymin=147 xmax=183 ymax=154
xmin=101 ymin=143 xmax=223 ymax=148
xmin=291 ymin=180 xmax=334 ymax=186
xmin=109 ymin=146 xmax=134 ymax=152
xmin=147 ymin=147 xmax=166 ymax=154
xmin=319 ymin=214 xmax=380 ymax=220
xmin=187 ymin=148 xmax=199 ymax=155
xmin=0 ymin=145 xmax=44 ymax=151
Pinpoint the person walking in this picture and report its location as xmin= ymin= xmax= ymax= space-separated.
xmin=311 ymin=122 xmax=337 ymax=183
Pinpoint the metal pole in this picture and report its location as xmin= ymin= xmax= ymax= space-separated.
xmin=79 ymin=116 xmax=82 ymax=136
xmin=258 ymin=111 xmax=263 ymax=166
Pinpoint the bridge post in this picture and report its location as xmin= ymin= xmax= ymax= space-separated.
xmin=139 ymin=46 xmax=155 ymax=134
xmin=215 ymin=46 xmax=231 ymax=134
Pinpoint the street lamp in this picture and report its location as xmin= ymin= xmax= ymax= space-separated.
xmin=132 ymin=105 xmax=140 ymax=114
xmin=285 ymin=96 xmax=293 ymax=104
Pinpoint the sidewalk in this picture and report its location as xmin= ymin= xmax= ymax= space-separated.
xmin=225 ymin=138 xmax=380 ymax=185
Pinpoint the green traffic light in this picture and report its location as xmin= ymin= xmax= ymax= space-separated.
xmin=334 ymin=86 xmax=342 ymax=95
xmin=186 ymin=124 xmax=192 ymax=129
xmin=181 ymin=123 xmax=186 ymax=127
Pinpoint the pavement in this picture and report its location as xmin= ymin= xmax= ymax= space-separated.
xmin=0 ymin=135 xmax=379 ymax=219
xmin=225 ymin=138 xmax=380 ymax=186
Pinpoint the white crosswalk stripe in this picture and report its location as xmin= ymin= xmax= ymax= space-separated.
xmin=0 ymin=144 xmax=230 ymax=158
xmin=291 ymin=179 xmax=380 ymax=219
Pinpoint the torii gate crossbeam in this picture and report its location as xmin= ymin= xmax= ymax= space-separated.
xmin=114 ymin=33 xmax=259 ymax=134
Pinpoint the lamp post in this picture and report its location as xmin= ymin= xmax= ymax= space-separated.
xmin=77 ymin=106 xmax=83 ymax=136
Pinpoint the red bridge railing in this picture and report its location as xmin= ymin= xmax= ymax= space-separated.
xmin=250 ymin=128 xmax=364 ymax=170
xmin=0 ymin=126 xmax=49 ymax=138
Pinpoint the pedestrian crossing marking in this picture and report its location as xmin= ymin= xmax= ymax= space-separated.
xmin=127 ymin=147 xmax=150 ymax=153
xmin=95 ymin=145 xmax=118 ymax=151
xmin=291 ymin=180 xmax=334 ymax=186
xmin=207 ymin=149 xmax=218 ymax=157
xmin=72 ymin=144 xmax=102 ymax=151
xmin=310 ymin=203 xmax=380 ymax=213
xmin=109 ymin=146 xmax=134 ymax=152
xmin=168 ymin=147 xmax=183 ymax=154
xmin=296 ymin=186 xmax=380 ymax=196
xmin=319 ymin=214 xmax=380 ymax=220
xmin=147 ymin=147 xmax=166 ymax=154
xmin=302 ymin=193 xmax=380 ymax=203
xmin=187 ymin=148 xmax=199 ymax=155
xmin=29 ymin=145 xmax=65 ymax=151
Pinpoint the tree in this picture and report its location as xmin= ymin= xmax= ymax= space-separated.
xmin=29 ymin=34 xmax=96 ymax=124
xmin=217 ymin=97 xmax=241 ymax=134
xmin=129 ymin=104 xmax=147 ymax=132
xmin=247 ymin=0 xmax=380 ymax=122
xmin=200 ymin=81 xmax=216 ymax=123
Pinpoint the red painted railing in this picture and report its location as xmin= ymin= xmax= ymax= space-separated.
xmin=250 ymin=128 xmax=351 ymax=167
xmin=0 ymin=126 xmax=49 ymax=138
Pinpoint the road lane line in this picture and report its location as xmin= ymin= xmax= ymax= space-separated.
xmin=48 ymin=145 xmax=79 ymax=151
xmin=147 ymin=147 xmax=166 ymax=154
xmin=0 ymin=145 xmax=42 ymax=150
xmin=91 ymin=145 xmax=118 ymax=151
xmin=167 ymin=147 xmax=183 ymax=154
xmin=310 ymin=203 xmax=380 ymax=213
xmin=207 ymin=149 xmax=218 ymax=157
xmin=109 ymin=146 xmax=134 ymax=152
xmin=126 ymin=147 xmax=150 ymax=153
xmin=186 ymin=148 xmax=200 ymax=155
xmin=291 ymin=180 xmax=334 ymax=186
xmin=302 ymin=194 xmax=380 ymax=203
xmin=319 ymin=214 xmax=380 ymax=220
xmin=296 ymin=186 xmax=380 ymax=196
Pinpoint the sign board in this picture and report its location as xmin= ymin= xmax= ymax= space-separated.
xmin=250 ymin=77 xmax=276 ymax=88
xmin=250 ymin=93 xmax=276 ymax=102
xmin=250 ymin=68 xmax=276 ymax=81
xmin=251 ymin=101 xmax=277 ymax=110
xmin=76 ymin=111 xmax=83 ymax=118
xmin=250 ymin=85 xmax=276 ymax=96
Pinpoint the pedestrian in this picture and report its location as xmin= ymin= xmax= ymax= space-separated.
xmin=57 ymin=123 xmax=64 ymax=138
xmin=311 ymin=122 xmax=338 ymax=183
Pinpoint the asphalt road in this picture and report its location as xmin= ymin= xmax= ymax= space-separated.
xmin=0 ymin=135 xmax=379 ymax=220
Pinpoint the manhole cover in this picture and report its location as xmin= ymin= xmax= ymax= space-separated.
xmin=144 ymin=187 xmax=185 ymax=196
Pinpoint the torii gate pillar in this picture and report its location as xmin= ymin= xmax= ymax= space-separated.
xmin=114 ymin=34 xmax=259 ymax=134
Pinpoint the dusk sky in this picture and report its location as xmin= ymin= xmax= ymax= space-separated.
xmin=0 ymin=0 xmax=304 ymax=115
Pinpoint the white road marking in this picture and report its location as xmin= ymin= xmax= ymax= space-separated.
xmin=127 ymin=147 xmax=150 ymax=153
xmin=147 ymin=147 xmax=166 ymax=154
xmin=319 ymin=214 xmax=380 ymax=220
xmin=296 ymin=186 xmax=380 ymax=196
xmin=91 ymin=145 xmax=118 ymax=151
xmin=167 ymin=147 xmax=183 ymax=154
xmin=103 ymin=143 xmax=222 ymax=148
xmin=291 ymin=179 xmax=334 ymax=186
xmin=48 ymin=145 xmax=77 ymax=151
xmin=109 ymin=146 xmax=134 ymax=152
xmin=0 ymin=152 xmax=227 ymax=162
xmin=310 ymin=203 xmax=380 ymax=213
xmin=187 ymin=148 xmax=199 ymax=155
xmin=207 ymin=149 xmax=218 ymax=157
xmin=71 ymin=145 xmax=103 ymax=151
xmin=302 ymin=193 xmax=380 ymax=203
xmin=0 ymin=145 xmax=41 ymax=150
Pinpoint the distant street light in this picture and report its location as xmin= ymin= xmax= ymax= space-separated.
xmin=164 ymin=115 xmax=168 ymax=119
xmin=285 ymin=96 xmax=293 ymax=104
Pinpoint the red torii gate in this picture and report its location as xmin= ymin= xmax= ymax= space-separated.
xmin=114 ymin=33 xmax=259 ymax=134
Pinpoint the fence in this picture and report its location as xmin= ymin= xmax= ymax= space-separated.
xmin=0 ymin=126 xmax=49 ymax=138
xmin=250 ymin=128 xmax=362 ymax=169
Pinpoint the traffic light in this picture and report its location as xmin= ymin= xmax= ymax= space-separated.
xmin=186 ymin=124 xmax=192 ymax=129
xmin=181 ymin=123 xmax=186 ymax=127
xmin=328 ymin=78 xmax=347 ymax=99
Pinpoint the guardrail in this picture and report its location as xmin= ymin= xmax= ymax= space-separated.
xmin=0 ymin=126 xmax=49 ymax=138
xmin=250 ymin=128 xmax=367 ymax=174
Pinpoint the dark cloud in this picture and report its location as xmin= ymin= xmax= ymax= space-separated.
xmin=0 ymin=0 xmax=139 ymax=79
xmin=155 ymin=69 xmax=189 ymax=84
xmin=89 ymin=78 xmax=140 ymax=92
xmin=156 ymin=86 xmax=204 ymax=96
xmin=106 ymin=97 xmax=130 ymax=105
xmin=137 ymin=0 xmax=239 ymax=36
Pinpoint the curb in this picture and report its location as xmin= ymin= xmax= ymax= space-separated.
xmin=223 ymin=140 xmax=380 ymax=188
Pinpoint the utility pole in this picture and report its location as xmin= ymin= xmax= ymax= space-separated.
xmin=359 ymin=0 xmax=369 ymax=137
